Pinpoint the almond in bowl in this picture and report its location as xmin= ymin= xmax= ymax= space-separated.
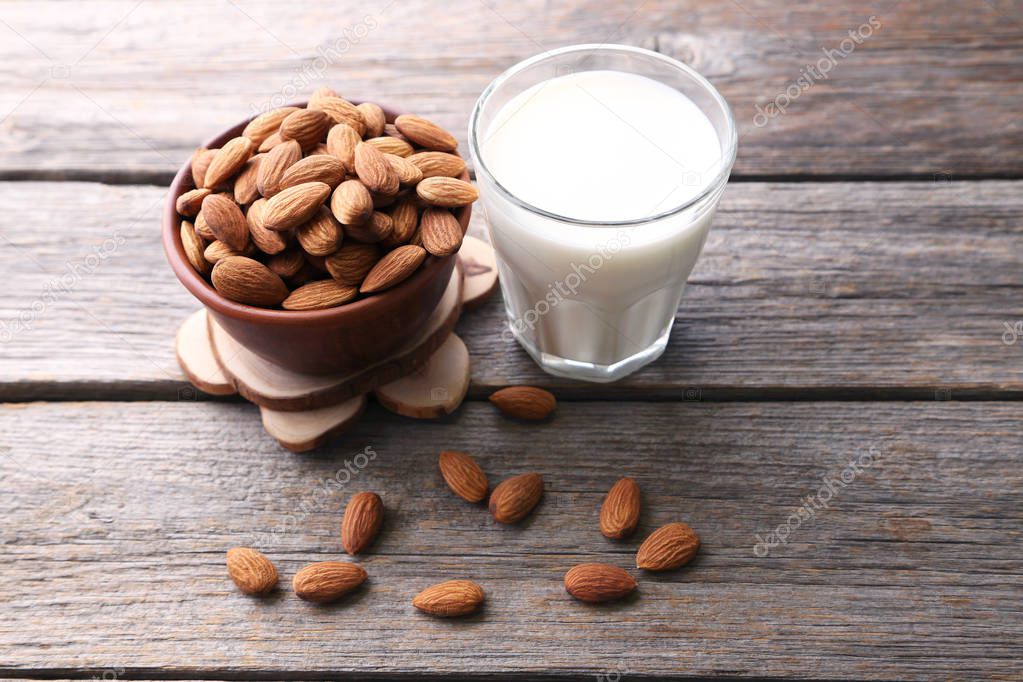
xmin=162 ymin=89 xmax=476 ymax=375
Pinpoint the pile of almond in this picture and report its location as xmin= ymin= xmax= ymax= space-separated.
xmin=176 ymin=87 xmax=478 ymax=310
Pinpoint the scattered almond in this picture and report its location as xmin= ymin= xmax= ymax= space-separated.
xmin=266 ymin=248 xmax=305 ymax=278
xmin=413 ymin=580 xmax=485 ymax=617
xmin=384 ymin=153 xmax=424 ymax=185
xmin=191 ymin=148 xmax=216 ymax=188
xmin=395 ymin=114 xmax=458 ymax=152
xmin=326 ymin=123 xmax=361 ymax=172
xmin=600 ymin=477 xmax=641 ymax=540
xmin=242 ymin=107 xmax=298 ymax=146
xmin=246 ymin=198 xmax=288 ymax=255
xmin=636 ymin=522 xmax=700 ymax=571
xmin=360 ymin=245 xmax=426 ymax=294
xmin=489 ymin=386 xmax=557 ymax=421
xmin=258 ymin=131 xmax=284 ymax=153
xmin=341 ymin=491 xmax=384 ymax=555
xmin=204 ymin=239 xmax=254 ymax=264
xmin=211 ymin=256 xmax=289 ymax=307
xmin=293 ymin=561 xmax=367 ymax=603
xmin=345 ymin=210 xmax=393 ymax=244
xmin=417 ymin=176 xmax=479 ymax=207
xmin=438 ymin=450 xmax=488 ymax=503
xmin=233 ymin=154 xmax=263 ymax=205
xmin=489 ymin=472 xmax=543 ymax=524
xmin=280 ymin=154 xmax=347 ymax=190
xmin=226 ymin=547 xmax=278 ymax=596
xmin=383 ymin=199 xmax=419 ymax=247
xmin=308 ymin=95 xmax=366 ymax=135
xmin=366 ymin=135 xmax=414 ymax=157
xmin=180 ymin=220 xmax=210 ymax=275
xmin=356 ymin=102 xmax=386 ymax=138
xmin=564 ymin=563 xmax=636 ymax=603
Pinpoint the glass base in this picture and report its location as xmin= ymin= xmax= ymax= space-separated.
xmin=508 ymin=316 xmax=674 ymax=383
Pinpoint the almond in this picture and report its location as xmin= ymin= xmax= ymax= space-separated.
xmin=194 ymin=211 xmax=215 ymax=241
xmin=266 ymin=248 xmax=305 ymax=278
xmin=384 ymin=153 xmax=423 ymax=186
xmin=176 ymin=188 xmax=211 ymax=217
xmin=308 ymin=86 xmax=339 ymax=109
xmin=326 ymin=243 xmax=380 ymax=286
xmin=203 ymin=136 xmax=253 ymax=189
xmin=417 ymin=177 xmax=479 ymax=207
xmin=330 ymin=179 xmax=373 ymax=226
xmin=488 ymin=472 xmax=543 ymax=524
xmin=204 ymin=239 xmax=255 ymax=264
xmin=246 ymin=198 xmax=288 ymax=255
xmin=395 ymin=114 xmax=458 ymax=152
xmin=226 ymin=547 xmax=278 ymax=596
xmin=564 ymin=563 xmax=636 ymax=603
xmin=354 ymin=141 xmax=399 ymax=195
xmin=211 ymin=256 xmax=289 ymax=307
xmin=280 ymin=154 xmax=347 ymax=190
xmin=180 ymin=220 xmax=210 ymax=275
xmin=326 ymin=123 xmax=361 ymax=173
xmin=256 ymin=139 xmax=302 ymax=197
xmin=345 ymin=210 xmax=392 ymax=244
xmin=201 ymin=193 xmax=250 ymax=250
xmin=341 ymin=491 xmax=384 ymax=555
xmin=636 ymin=522 xmax=700 ymax=571
xmin=600 ymin=477 xmax=641 ymax=540
xmin=279 ymin=108 xmax=331 ymax=150
xmin=438 ymin=450 xmax=488 ymax=503
xmin=292 ymin=561 xmax=367 ymax=603
xmin=407 ymin=151 xmax=466 ymax=179
xmin=420 ymin=207 xmax=463 ymax=257
xmin=282 ymin=279 xmax=358 ymax=310
xmin=382 ymin=200 xmax=419 ymax=247
xmin=233 ymin=154 xmax=264 ymax=205
xmin=242 ymin=106 xmax=299 ymax=146
xmin=264 ymin=181 xmax=331 ymax=232
xmin=489 ymin=386 xmax=556 ymax=421
xmin=258 ymin=131 xmax=284 ymax=153
xmin=360 ymin=245 xmax=426 ymax=294
xmin=309 ymin=143 xmax=330 ymax=156
xmin=296 ymin=206 xmax=343 ymax=256
xmin=357 ymin=102 xmax=386 ymax=138
xmin=412 ymin=580 xmax=484 ymax=617
xmin=308 ymin=96 xmax=366 ymax=135
xmin=366 ymin=136 xmax=414 ymax=158
xmin=191 ymin=147 xmax=217 ymax=188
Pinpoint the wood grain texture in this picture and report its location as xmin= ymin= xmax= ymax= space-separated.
xmin=1 ymin=181 xmax=1021 ymax=400
xmin=0 ymin=400 xmax=1020 ymax=680
xmin=0 ymin=0 xmax=1020 ymax=181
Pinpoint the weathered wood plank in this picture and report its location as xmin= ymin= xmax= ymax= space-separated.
xmin=0 ymin=0 xmax=1020 ymax=180
xmin=0 ymin=401 xmax=1020 ymax=679
xmin=1 ymin=181 xmax=1021 ymax=399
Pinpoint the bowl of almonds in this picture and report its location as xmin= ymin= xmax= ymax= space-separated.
xmin=163 ymin=88 xmax=477 ymax=375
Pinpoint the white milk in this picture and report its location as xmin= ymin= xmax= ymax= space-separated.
xmin=476 ymin=69 xmax=727 ymax=381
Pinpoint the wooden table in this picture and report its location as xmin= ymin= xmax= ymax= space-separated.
xmin=2 ymin=2 xmax=1021 ymax=680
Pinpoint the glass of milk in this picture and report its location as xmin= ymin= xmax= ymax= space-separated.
xmin=469 ymin=44 xmax=737 ymax=383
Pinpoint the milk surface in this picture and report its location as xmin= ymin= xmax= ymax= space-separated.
xmin=477 ymin=70 xmax=725 ymax=379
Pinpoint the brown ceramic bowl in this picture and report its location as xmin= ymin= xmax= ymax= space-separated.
xmin=163 ymin=101 xmax=470 ymax=375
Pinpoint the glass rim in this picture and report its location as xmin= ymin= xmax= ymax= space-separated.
xmin=468 ymin=43 xmax=738 ymax=227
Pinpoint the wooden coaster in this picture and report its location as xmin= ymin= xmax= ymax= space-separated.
xmin=175 ymin=309 xmax=237 ymax=396
xmin=458 ymin=235 xmax=498 ymax=310
xmin=208 ymin=266 xmax=463 ymax=411
xmin=375 ymin=334 xmax=470 ymax=419
xmin=261 ymin=395 xmax=367 ymax=452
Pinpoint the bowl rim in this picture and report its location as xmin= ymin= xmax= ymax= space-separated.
xmin=162 ymin=100 xmax=468 ymax=327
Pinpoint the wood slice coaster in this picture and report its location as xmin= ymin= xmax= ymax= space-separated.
xmin=175 ymin=309 xmax=237 ymax=396
xmin=208 ymin=266 xmax=463 ymax=411
xmin=458 ymin=234 xmax=498 ymax=310
xmin=260 ymin=395 xmax=367 ymax=452
xmin=375 ymin=334 xmax=470 ymax=419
